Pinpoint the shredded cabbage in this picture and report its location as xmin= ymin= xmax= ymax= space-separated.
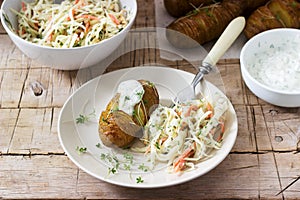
xmin=11 ymin=0 xmax=129 ymax=48
xmin=140 ymin=95 xmax=228 ymax=173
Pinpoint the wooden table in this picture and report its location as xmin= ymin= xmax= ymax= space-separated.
xmin=1 ymin=0 xmax=300 ymax=199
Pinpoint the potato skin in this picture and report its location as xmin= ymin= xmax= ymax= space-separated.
xmin=137 ymin=80 xmax=159 ymax=118
xmin=99 ymin=94 xmax=137 ymax=147
xmin=163 ymin=0 xmax=217 ymax=17
xmin=98 ymin=80 xmax=159 ymax=148
xmin=244 ymin=6 xmax=283 ymax=39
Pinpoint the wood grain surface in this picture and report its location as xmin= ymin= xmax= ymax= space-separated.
xmin=0 ymin=0 xmax=300 ymax=199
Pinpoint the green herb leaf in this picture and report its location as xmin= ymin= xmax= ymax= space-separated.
xmin=109 ymin=167 xmax=117 ymax=174
xmin=155 ymin=142 xmax=160 ymax=150
xmin=125 ymin=96 xmax=130 ymax=101
xmin=123 ymin=164 xmax=131 ymax=171
xmin=76 ymin=146 xmax=87 ymax=154
xmin=138 ymin=163 xmax=149 ymax=172
xmin=100 ymin=153 xmax=106 ymax=160
xmin=136 ymin=176 xmax=144 ymax=183
xmin=123 ymin=152 xmax=133 ymax=164
xmin=96 ymin=143 xmax=101 ymax=148
xmin=76 ymin=110 xmax=96 ymax=124
xmin=136 ymin=91 xmax=143 ymax=98
xmin=76 ymin=114 xmax=89 ymax=124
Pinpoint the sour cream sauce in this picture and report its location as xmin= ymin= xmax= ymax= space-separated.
xmin=248 ymin=41 xmax=300 ymax=92
xmin=117 ymin=80 xmax=144 ymax=116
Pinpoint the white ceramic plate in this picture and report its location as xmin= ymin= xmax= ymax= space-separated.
xmin=58 ymin=66 xmax=238 ymax=188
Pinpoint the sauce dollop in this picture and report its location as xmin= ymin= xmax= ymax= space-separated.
xmin=117 ymin=80 xmax=144 ymax=116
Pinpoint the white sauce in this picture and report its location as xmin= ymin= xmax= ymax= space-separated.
xmin=117 ymin=80 xmax=144 ymax=116
xmin=146 ymin=105 xmax=181 ymax=144
xmin=248 ymin=40 xmax=300 ymax=92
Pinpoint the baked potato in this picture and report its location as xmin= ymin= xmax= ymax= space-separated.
xmin=98 ymin=80 xmax=159 ymax=148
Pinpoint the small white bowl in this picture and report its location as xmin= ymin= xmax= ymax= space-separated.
xmin=0 ymin=0 xmax=137 ymax=70
xmin=240 ymin=28 xmax=300 ymax=107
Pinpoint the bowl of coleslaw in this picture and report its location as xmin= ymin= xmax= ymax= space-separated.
xmin=0 ymin=0 xmax=137 ymax=70
xmin=240 ymin=28 xmax=300 ymax=107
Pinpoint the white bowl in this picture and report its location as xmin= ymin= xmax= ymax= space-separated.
xmin=240 ymin=28 xmax=300 ymax=107
xmin=0 ymin=0 xmax=137 ymax=70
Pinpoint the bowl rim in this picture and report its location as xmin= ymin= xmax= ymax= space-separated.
xmin=240 ymin=28 xmax=300 ymax=95
xmin=0 ymin=0 xmax=137 ymax=51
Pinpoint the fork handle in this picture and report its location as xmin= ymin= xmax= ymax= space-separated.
xmin=202 ymin=16 xmax=246 ymax=66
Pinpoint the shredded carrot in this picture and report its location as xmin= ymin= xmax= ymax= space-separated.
xmin=215 ymin=120 xmax=225 ymax=142
xmin=34 ymin=22 xmax=39 ymax=29
xmin=85 ymin=21 xmax=90 ymax=33
xmin=20 ymin=27 xmax=26 ymax=35
xmin=78 ymin=15 xmax=99 ymax=20
xmin=66 ymin=9 xmax=75 ymax=21
xmin=184 ymin=104 xmax=199 ymax=117
xmin=47 ymin=31 xmax=53 ymax=42
xmin=206 ymin=102 xmax=214 ymax=119
xmin=108 ymin=13 xmax=120 ymax=25
xmin=219 ymin=121 xmax=225 ymax=133
xmin=75 ymin=0 xmax=85 ymax=6
xmin=21 ymin=2 xmax=26 ymax=11
xmin=173 ymin=142 xmax=196 ymax=172
xmin=144 ymin=145 xmax=151 ymax=155
xmin=160 ymin=136 xmax=168 ymax=144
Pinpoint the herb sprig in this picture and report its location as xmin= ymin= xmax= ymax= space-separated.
xmin=76 ymin=146 xmax=87 ymax=154
xmin=76 ymin=109 xmax=96 ymax=124
xmin=136 ymin=176 xmax=144 ymax=183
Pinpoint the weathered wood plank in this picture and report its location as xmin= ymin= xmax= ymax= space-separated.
xmin=0 ymin=155 xmax=79 ymax=199
xmin=0 ymin=69 xmax=28 ymax=108
xmin=276 ymin=152 xmax=300 ymax=198
xmin=252 ymin=105 xmax=274 ymax=151
xmin=19 ymin=68 xmax=75 ymax=108
xmin=8 ymin=108 xmax=64 ymax=154
xmin=51 ymin=70 xmax=76 ymax=107
xmin=0 ymin=35 xmax=30 ymax=69
xmin=134 ymin=0 xmax=155 ymax=28
xmin=0 ymin=109 xmax=19 ymax=153
xmin=0 ymin=153 xmax=283 ymax=199
xmin=231 ymin=105 xmax=257 ymax=152
xmin=262 ymin=106 xmax=300 ymax=151
xmin=19 ymin=68 xmax=53 ymax=108
xmin=219 ymin=62 xmax=245 ymax=105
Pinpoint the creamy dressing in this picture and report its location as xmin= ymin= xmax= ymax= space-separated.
xmin=117 ymin=80 xmax=144 ymax=116
xmin=144 ymin=105 xmax=185 ymax=165
xmin=248 ymin=40 xmax=300 ymax=92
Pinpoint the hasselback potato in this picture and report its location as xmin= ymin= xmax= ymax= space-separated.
xmin=244 ymin=0 xmax=300 ymax=39
xmin=166 ymin=1 xmax=241 ymax=48
xmin=165 ymin=0 xmax=269 ymax=48
xmin=98 ymin=80 xmax=159 ymax=148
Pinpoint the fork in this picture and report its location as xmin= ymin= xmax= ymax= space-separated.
xmin=175 ymin=16 xmax=246 ymax=103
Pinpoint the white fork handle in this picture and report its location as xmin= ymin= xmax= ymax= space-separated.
xmin=202 ymin=16 xmax=246 ymax=66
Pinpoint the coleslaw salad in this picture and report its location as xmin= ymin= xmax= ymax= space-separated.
xmin=134 ymin=95 xmax=228 ymax=173
xmin=11 ymin=0 xmax=129 ymax=48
